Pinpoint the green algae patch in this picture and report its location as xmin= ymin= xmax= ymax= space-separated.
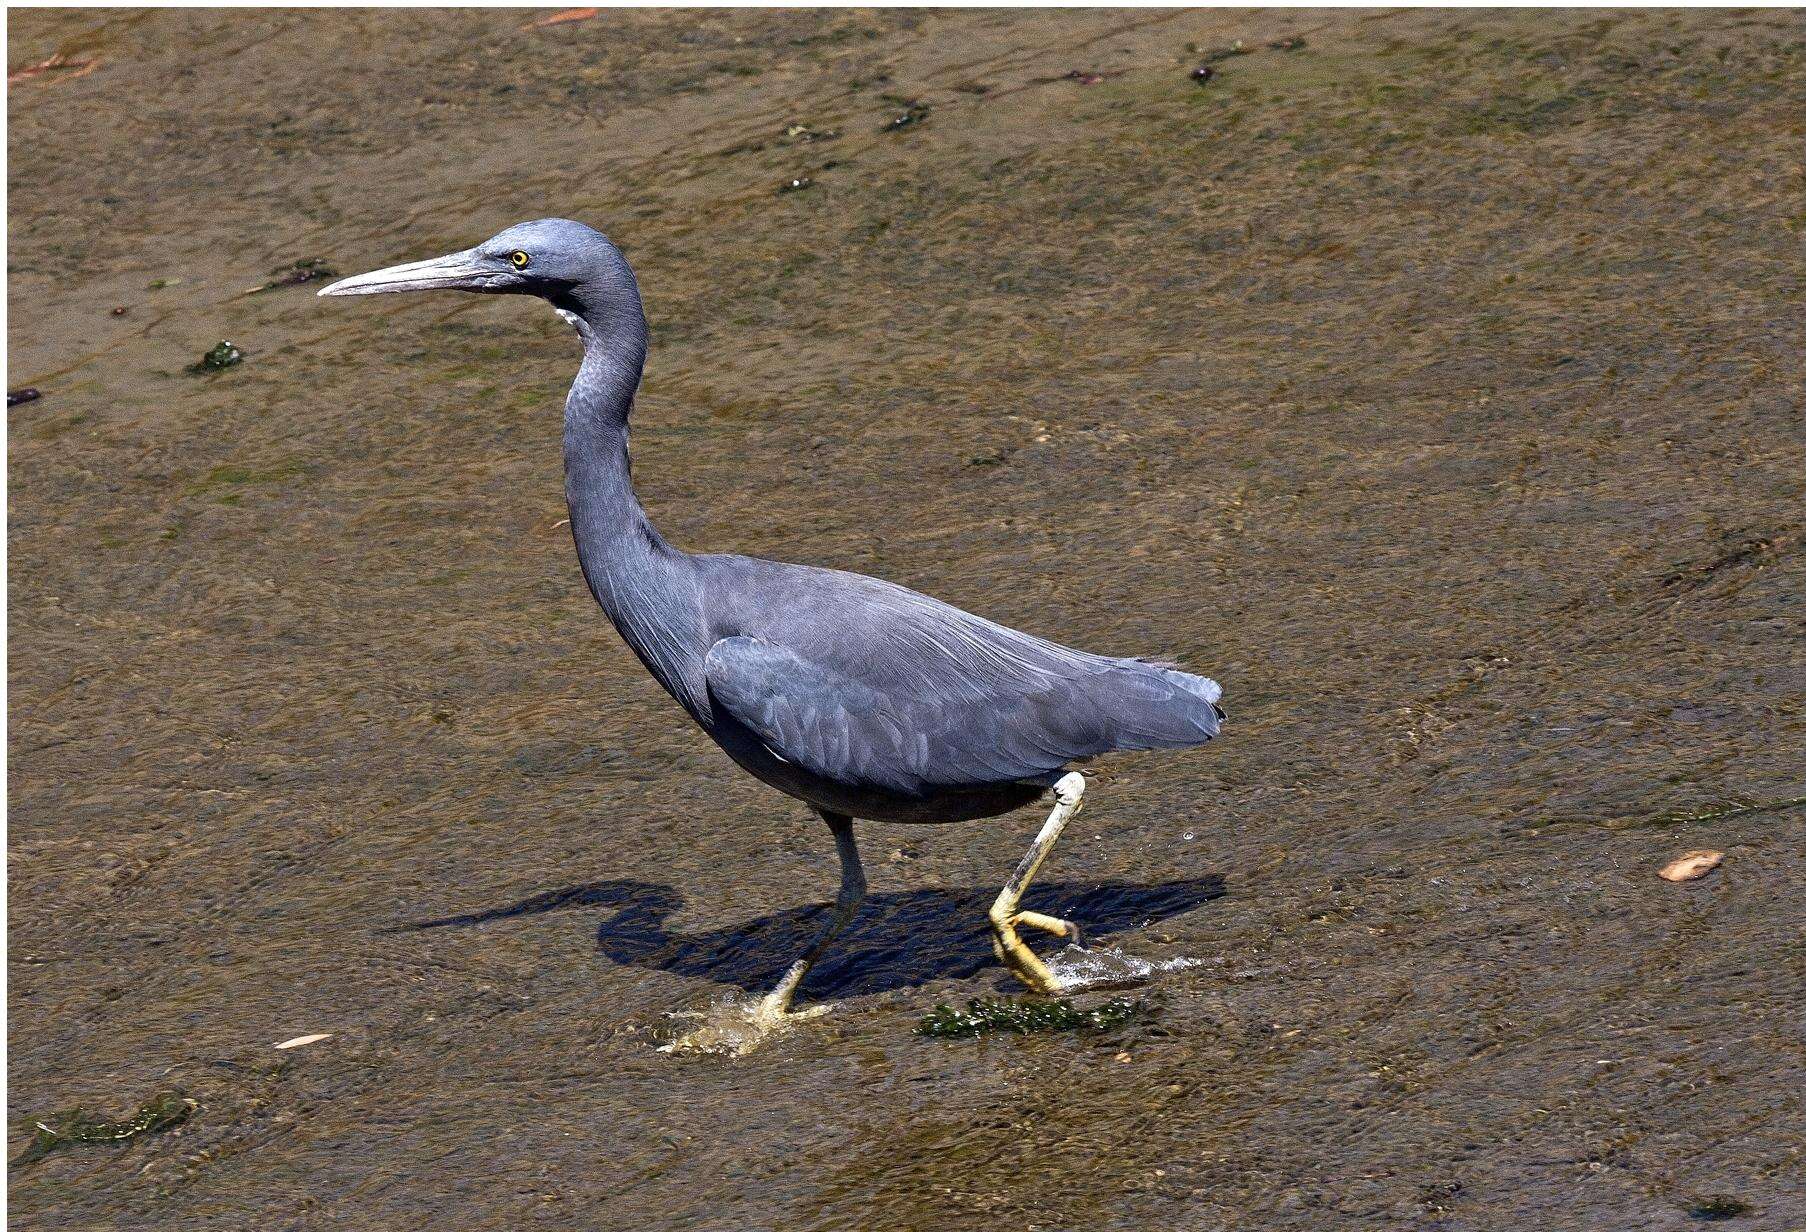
xmin=185 ymin=460 xmax=308 ymax=498
xmin=251 ymin=258 xmax=338 ymax=293
xmin=14 ymin=1090 xmax=196 ymax=1166
xmin=1688 ymin=1195 xmax=1751 ymax=1221
xmin=1527 ymin=793 xmax=1806 ymax=834
xmin=916 ymin=996 xmax=1149 ymax=1040
xmin=880 ymin=100 xmax=929 ymax=132
xmin=189 ymin=341 xmax=243 ymax=374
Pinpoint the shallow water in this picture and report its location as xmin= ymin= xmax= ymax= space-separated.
xmin=9 ymin=9 xmax=1806 ymax=1230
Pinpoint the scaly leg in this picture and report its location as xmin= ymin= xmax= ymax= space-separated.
xmin=664 ymin=810 xmax=865 ymax=1055
xmin=988 ymin=771 xmax=1087 ymax=994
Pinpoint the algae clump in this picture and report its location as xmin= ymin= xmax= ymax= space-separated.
xmin=916 ymin=996 xmax=1149 ymax=1039
xmin=15 ymin=1090 xmax=196 ymax=1165
xmin=190 ymin=341 xmax=243 ymax=373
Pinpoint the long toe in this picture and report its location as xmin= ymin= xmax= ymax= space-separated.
xmin=1011 ymin=910 xmax=1083 ymax=945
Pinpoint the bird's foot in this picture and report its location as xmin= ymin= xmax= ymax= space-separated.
xmin=989 ymin=909 xmax=1087 ymax=994
xmin=658 ymin=994 xmax=832 ymax=1057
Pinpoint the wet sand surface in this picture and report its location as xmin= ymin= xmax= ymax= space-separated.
xmin=8 ymin=8 xmax=1806 ymax=1229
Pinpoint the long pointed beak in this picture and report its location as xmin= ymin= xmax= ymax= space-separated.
xmin=317 ymin=248 xmax=517 ymax=297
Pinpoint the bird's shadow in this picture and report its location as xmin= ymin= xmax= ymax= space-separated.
xmin=407 ymin=875 xmax=1225 ymax=997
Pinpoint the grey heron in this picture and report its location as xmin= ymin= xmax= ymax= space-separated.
xmin=321 ymin=219 xmax=1224 ymax=1053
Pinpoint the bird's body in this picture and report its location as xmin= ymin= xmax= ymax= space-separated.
xmin=323 ymin=218 xmax=1224 ymax=1052
xmin=609 ymin=549 xmax=1222 ymax=825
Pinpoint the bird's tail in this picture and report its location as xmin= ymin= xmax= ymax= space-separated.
xmin=1088 ymin=659 xmax=1225 ymax=753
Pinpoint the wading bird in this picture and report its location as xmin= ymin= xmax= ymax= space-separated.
xmin=321 ymin=220 xmax=1223 ymax=1053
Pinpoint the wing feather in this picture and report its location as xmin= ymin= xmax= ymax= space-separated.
xmin=704 ymin=575 xmax=1223 ymax=799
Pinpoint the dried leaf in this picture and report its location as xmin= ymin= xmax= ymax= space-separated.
xmin=521 ymin=9 xmax=598 ymax=31
xmin=1658 ymin=850 xmax=1723 ymax=882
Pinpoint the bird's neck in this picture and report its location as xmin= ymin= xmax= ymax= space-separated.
xmin=560 ymin=310 xmax=709 ymax=714
xmin=561 ymin=330 xmax=660 ymax=563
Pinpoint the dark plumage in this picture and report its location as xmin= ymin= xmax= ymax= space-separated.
xmin=322 ymin=218 xmax=1224 ymax=1052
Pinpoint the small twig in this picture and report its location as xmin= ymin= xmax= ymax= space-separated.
xmin=8 ymin=52 xmax=101 ymax=86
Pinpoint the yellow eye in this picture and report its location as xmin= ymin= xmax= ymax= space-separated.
xmin=509 ymin=250 xmax=530 ymax=269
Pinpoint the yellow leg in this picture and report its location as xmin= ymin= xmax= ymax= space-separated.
xmin=664 ymin=811 xmax=864 ymax=1056
xmin=988 ymin=772 xmax=1087 ymax=994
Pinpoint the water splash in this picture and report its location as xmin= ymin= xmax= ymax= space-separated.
xmin=1045 ymin=944 xmax=1205 ymax=993
xmin=658 ymin=993 xmax=830 ymax=1057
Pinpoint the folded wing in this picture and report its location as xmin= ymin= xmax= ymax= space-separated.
xmin=703 ymin=583 xmax=1221 ymax=798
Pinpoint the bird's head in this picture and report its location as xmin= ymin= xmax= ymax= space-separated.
xmin=318 ymin=218 xmax=635 ymax=316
